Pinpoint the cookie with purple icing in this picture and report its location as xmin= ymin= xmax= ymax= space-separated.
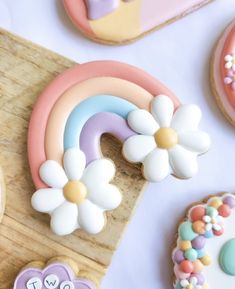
xmin=14 ymin=257 xmax=97 ymax=289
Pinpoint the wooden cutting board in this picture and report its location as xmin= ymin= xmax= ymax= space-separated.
xmin=0 ymin=29 xmax=146 ymax=289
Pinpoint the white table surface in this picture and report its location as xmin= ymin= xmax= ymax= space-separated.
xmin=1 ymin=1 xmax=235 ymax=288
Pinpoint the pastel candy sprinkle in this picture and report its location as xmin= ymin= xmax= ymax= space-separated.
xmin=206 ymin=206 xmax=218 ymax=218
xmin=174 ymin=250 xmax=185 ymax=264
xmin=190 ymin=207 xmax=206 ymax=222
xmin=192 ymin=260 xmax=203 ymax=273
xmin=179 ymin=222 xmax=198 ymax=241
xmin=196 ymin=248 xmax=206 ymax=259
xmin=223 ymin=196 xmax=235 ymax=208
xmin=180 ymin=240 xmax=192 ymax=251
xmin=209 ymin=198 xmax=222 ymax=209
xmin=174 ymin=265 xmax=190 ymax=280
xmin=190 ymin=273 xmax=205 ymax=285
xmin=192 ymin=220 xmax=206 ymax=235
xmin=185 ymin=248 xmax=198 ymax=261
xmin=180 ymin=260 xmax=194 ymax=273
xmin=204 ymin=230 xmax=213 ymax=238
xmin=200 ymin=255 xmax=211 ymax=266
xmin=192 ymin=236 xmax=206 ymax=249
xmin=218 ymin=204 xmax=231 ymax=217
xmin=219 ymin=238 xmax=235 ymax=275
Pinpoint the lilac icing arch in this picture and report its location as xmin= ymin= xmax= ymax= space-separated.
xmin=80 ymin=112 xmax=135 ymax=164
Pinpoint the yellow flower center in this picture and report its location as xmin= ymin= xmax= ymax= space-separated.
xmin=154 ymin=127 xmax=178 ymax=149
xmin=63 ymin=181 xmax=87 ymax=204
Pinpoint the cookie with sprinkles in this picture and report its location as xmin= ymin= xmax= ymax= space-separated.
xmin=211 ymin=19 xmax=235 ymax=126
xmin=172 ymin=193 xmax=235 ymax=289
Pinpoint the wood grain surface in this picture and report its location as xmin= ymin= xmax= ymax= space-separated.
xmin=0 ymin=29 xmax=146 ymax=288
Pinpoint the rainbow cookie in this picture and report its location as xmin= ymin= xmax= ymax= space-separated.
xmin=14 ymin=257 xmax=97 ymax=289
xmin=172 ymin=193 xmax=235 ymax=289
xmin=0 ymin=167 xmax=5 ymax=223
xmin=211 ymin=20 xmax=235 ymax=126
xmin=28 ymin=61 xmax=210 ymax=236
xmin=63 ymin=0 xmax=212 ymax=44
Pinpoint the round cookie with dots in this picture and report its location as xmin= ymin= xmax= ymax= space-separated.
xmin=14 ymin=257 xmax=97 ymax=289
xmin=211 ymin=20 xmax=235 ymax=126
xmin=173 ymin=193 xmax=235 ymax=289
xmin=28 ymin=61 xmax=210 ymax=237
xmin=63 ymin=0 xmax=212 ymax=44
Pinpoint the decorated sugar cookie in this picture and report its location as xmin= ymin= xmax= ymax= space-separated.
xmin=211 ymin=20 xmax=235 ymax=126
xmin=172 ymin=193 xmax=235 ymax=289
xmin=63 ymin=0 xmax=212 ymax=44
xmin=14 ymin=257 xmax=97 ymax=289
xmin=28 ymin=61 xmax=210 ymax=236
xmin=0 ymin=167 xmax=5 ymax=223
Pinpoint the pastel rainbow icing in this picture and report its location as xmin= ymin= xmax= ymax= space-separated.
xmin=28 ymin=61 xmax=179 ymax=189
xmin=63 ymin=0 xmax=211 ymax=43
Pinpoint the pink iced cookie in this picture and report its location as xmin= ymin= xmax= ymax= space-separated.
xmin=63 ymin=0 xmax=212 ymax=44
xmin=211 ymin=20 xmax=235 ymax=126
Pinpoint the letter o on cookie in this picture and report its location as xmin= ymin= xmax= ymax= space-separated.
xmin=60 ymin=281 xmax=75 ymax=289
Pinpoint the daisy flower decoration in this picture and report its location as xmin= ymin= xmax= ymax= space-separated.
xmin=32 ymin=148 xmax=122 ymax=235
xmin=123 ymin=95 xmax=211 ymax=182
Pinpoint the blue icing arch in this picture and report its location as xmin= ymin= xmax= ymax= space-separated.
xmin=64 ymin=95 xmax=137 ymax=150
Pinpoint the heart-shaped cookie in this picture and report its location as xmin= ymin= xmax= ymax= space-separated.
xmin=14 ymin=257 xmax=97 ymax=289
xmin=63 ymin=0 xmax=212 ymax=44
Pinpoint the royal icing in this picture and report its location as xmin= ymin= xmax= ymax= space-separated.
xmin=14 ymin=262 xmax=96 ymax=289
xmin=28 ymin=61 xmax=209 ymax=236
xmin=32 ymin=148 xmax=121 ymax=235
xmin=173 ymin=194 xmax=235 ymax=289
xmin=123 ymin=95 xmax=210 ymax=182
xmin=84 ymin=0 xmax=134 ymax=20
xmin=63 ymin=0 xmax=211 ymax=43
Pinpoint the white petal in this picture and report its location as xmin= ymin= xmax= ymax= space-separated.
xmin=127 ymin=109 xmax=159 ymax=135
xmin=122 ymin=135 xmax=156 ymax=163
xmin=169 ymin=145 xmax=198 ymax=179
xmin=39 ymin=160 xmax=68 ymax=188
xmin=151 ymin=95 xmax=174 ymax=127
xmin=51 ymin=202 xmax=79 ymax=236
xmin=82 ymin=158 xmax=115 ymax=185
xmin=78 ymin=200 xmax=105 ymax=234
xmin=206 ymin=223 xmax=213 ymax=231
xmin=180 ymin=280 xmax=189 ymax=287
xmin=203 ymin=215 xmax=211 ymax=223
xmin=31 ymin=188 xmax=65 ymax=213
xmin=87 ymin=184 xmax=122 ymax=210
xmin=213 ymin=223 xmax=221 ymax=231
xmin=178 ymin=131 xmax=211 ymax=154
xmin=143 ymin=148 xmax=170 ymax=182
xmin=171 ymin=104 xmax=202 ymax=132
xmin=63 ymin=148 xmax=86 ymax=181
xmin=190 ymin=277 xmax=197 ymax=285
